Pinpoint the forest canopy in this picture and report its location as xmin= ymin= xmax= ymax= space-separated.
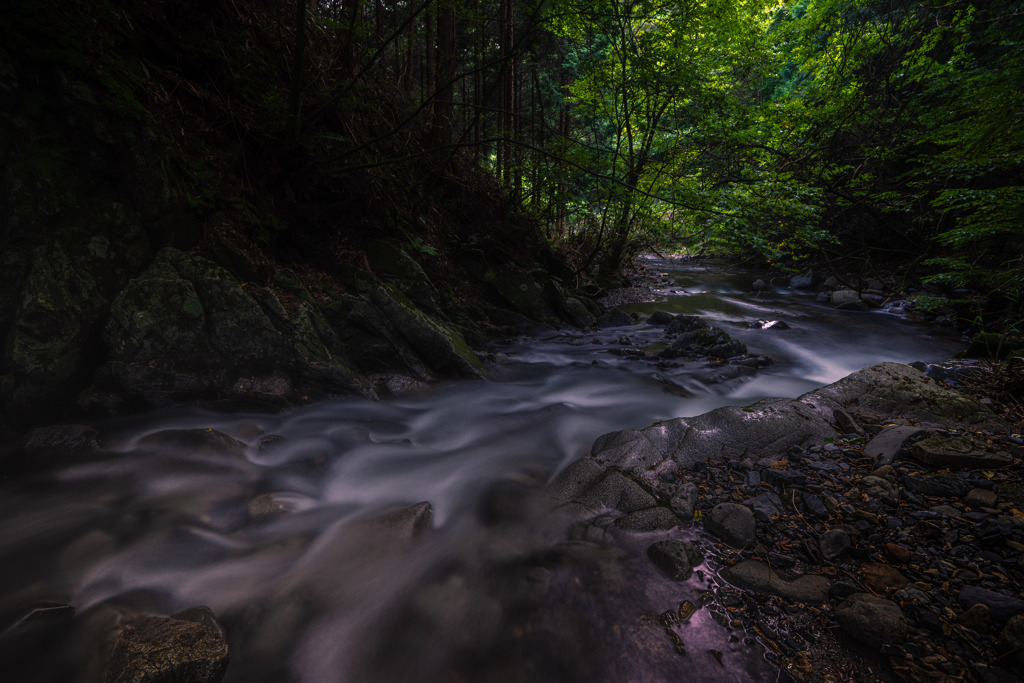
xmin=283 ymin=0 xmax=1022 ymax=326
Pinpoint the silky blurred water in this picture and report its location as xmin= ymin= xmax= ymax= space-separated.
xmin=0 ymin=259 xmax=963 ymax=682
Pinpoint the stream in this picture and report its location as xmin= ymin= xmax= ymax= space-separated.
xmin=0 ymin=258 xmax=965 ymax=682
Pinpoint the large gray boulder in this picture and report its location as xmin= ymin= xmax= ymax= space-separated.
xmin=577 ymin=362 xmax=1004 ymax=490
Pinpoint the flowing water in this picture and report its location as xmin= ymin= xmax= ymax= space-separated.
xmin=0 ymin=258 xmax=964 ymax=682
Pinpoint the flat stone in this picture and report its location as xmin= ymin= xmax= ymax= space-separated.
xmin=704 ymin=503 xmax=756 ymax=548
xmin=863 ymin=426 xmax=926 ymax=466
xmin=719 ymin=560 xmax=830 ymax=603
xmin=835 ymin=593 xmax=907 ymax=647
xmin=911 ymin=435 xmax=1014 ymax=469
xmin=802 ymin=493 xmax=829 ymax=520
xmin=742 ymin=492 xmax=784 ymax=523
xmin=860 ymin=563 xmax=909 ymax=593
xmin=647 ymin=540 xmax=703 ymax=581
xmin=764 ymin=469 xmax=807 ymax=487
xmin=884 ymin=543 xmax=913 ymax=564
xmin=819 ymin=529 xmax=851 ymax=560
xmin=965 ymin=487 xmax=998 ymax=509
xmin=959 ymin=586 xmax=1024 ymax=624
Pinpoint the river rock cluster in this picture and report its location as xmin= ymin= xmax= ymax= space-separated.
xmin=549 ymin=319 xmax=1024 ymax=682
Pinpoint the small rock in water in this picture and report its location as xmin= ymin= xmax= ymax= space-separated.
xmin=752 ymin=279 xmax=771 ymax=292
xmin=748 ymin=319 xmax=790 ymax=331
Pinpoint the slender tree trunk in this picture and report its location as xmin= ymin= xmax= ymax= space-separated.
xmin=434 ymin=0 xmax=456 ymax=143
xmin=286 ymin=0 xmax=308 ymax=146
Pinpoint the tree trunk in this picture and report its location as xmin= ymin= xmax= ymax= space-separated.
xmin=286 ymin=0 xmax=308 ymax=147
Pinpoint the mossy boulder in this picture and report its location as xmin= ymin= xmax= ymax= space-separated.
xmin=100 ymin=248 xmax=370 ymax=408
xmin=1 ymin=214 xmax=150 ymax=418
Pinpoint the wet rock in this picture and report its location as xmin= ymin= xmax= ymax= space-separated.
xmin=665 ymin=315 xmax=704 ymax=334
xmin=965 ymin=488 xmax=999 ymax=509
xmin=574 ymin=470 xmax=659 ymax=514
xmin=911 ymin=435 xmax=1014 ymax=469
xmin=104 ymin=611 xmax=229 ymax=683
xmin=749 ymin=319 xmax=790 ymax=331
xmin=819 ymin=529 xmax=851 ymax=560
xmin=647 ymin=540 xmax=703 ymax=580
xmin=669 ymin=482 xmax=699 ymax=520
xmin=23 ymin=424 xmax=100 ymax=452
xmin=789 ymin=271 xmax=818 ymax=289
xmin=363 ymin=501 xmax=433 ymax=542
xmin=830 ymin=289 xmax=864 ymax=307
xmin=704 ymin=503 xmax=756 ymax=548
xmin=742 ymin=492 xmax=784 ymax=523
xmin=752 ymin=279 xmax=771 ymax=292
xmin=863 ymin=425 xmax=927 ymax=466
xmin=959 ymin=586 xmax=1024 ymax=624
xmin=647 ymin=311 xmax=675 ymax=325
xmin=719 ymin=560 xmax=830 ymax=603
xmin=137 ymin=429 xmax=247 ymax=458
xmin=247 ymin=493 xmax=294 ymax=522
xmin=835 ymin=593 xmax=908 ymax=647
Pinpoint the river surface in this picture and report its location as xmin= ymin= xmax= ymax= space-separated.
xmin=0 ymin=258 xmax=964 ymax=682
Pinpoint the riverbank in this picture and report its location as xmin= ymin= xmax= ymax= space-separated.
xmin=549 ymin=346 xmax=1022 ymax=682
